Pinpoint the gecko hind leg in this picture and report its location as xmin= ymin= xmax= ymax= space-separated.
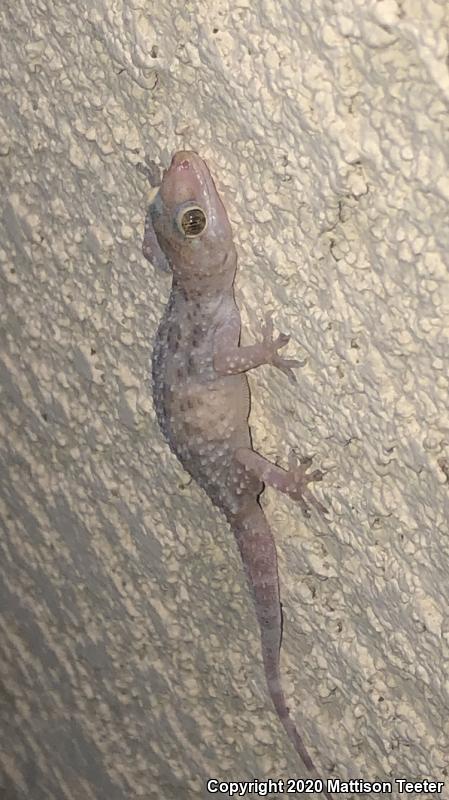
xmin=235 ymin=448 xmax=327 ymax=516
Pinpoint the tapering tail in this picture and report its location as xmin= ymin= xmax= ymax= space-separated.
xmin=232 ymin=502 xmax=332 ymax=800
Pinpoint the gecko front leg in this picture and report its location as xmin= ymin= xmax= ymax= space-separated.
xmin=214 ymin=313 xmax=305 ymax=383
xmin=236 ymin=449 xmax=327 ymax=515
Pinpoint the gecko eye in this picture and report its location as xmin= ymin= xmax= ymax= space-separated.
xmin=175 ymin=204 xmax=208 ymax=238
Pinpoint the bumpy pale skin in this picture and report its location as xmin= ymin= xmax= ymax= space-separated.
xmin=143 ymin=151 xmax=330 ymax=793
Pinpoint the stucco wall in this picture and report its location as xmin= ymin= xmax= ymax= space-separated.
xmin=1 ymin=0 xmax=449 ymax=798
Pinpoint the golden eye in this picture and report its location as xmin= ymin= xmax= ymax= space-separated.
xmin=176 ymin=204 xmax=207 ymax=238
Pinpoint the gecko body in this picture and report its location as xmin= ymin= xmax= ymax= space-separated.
xmin=143 ymin=151 xmax=330 ymax=792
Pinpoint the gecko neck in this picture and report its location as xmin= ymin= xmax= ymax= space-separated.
xmin=171 ymin=277 xmax=236 ymax=303
xmin=172 ymin=252 xmax=237 ymax=300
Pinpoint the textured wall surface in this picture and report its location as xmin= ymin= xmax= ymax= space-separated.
xmin=1 ymin=0 xmax=449 ymax=798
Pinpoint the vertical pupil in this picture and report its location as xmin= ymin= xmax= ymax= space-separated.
xmin=182 ymin=208 xmax=206 ymax=236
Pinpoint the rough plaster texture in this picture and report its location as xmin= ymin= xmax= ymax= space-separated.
xmin=1 ymin=0 xmax=449 ymax=798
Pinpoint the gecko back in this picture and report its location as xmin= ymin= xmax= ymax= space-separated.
xmin=145 ymin=151 xmax=261 ymax=517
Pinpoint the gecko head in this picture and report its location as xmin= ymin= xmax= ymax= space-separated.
xmin=147 ymin=151 xmax=236 ymax=285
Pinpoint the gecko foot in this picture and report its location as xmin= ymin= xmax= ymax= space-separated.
xmin=235 ymin=447 xmax=328 ymax=516
xmin=260 ymin=313 xmax=305 ymax=384
xmin=136 ymin=158 xmax=162 ymax=188
xmin=284 ymin=450 xmax=328 ymax=516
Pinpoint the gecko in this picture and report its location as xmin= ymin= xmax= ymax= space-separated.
xmin=142 ymin=151 xmax=331 ymax=794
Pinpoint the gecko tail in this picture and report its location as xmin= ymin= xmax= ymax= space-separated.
xmin=269 ymin=676 xmax=315 ymax=770
xmin=269 ymin=678 xmax=333 ymax=800
xmin=232 ymin=503 xmax=332 ymax=800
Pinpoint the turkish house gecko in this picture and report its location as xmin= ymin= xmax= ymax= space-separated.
xmin=142 ymin=151 xmax=330 ymax=794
